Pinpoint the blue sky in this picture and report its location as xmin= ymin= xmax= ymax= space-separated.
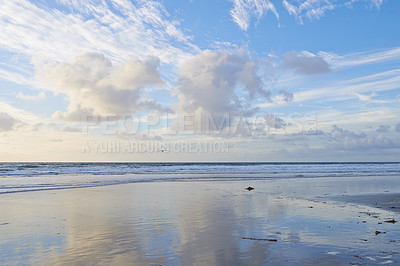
xmin=0 ymin=0 xmax=399 ymax=161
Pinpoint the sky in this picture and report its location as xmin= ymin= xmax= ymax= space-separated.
xmin=0 ymin=0 xmax=399 ymax=162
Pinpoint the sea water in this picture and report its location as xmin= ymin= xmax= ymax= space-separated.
xmin=1 ymin=162 xmax=399 ymax=194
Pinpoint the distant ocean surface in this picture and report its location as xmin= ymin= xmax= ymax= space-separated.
xmin=1 ymin=162 xmax=399 ymax=194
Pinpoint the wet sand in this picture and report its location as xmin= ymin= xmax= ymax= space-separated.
xmin=1 ymin=176 xmax=400 ymax=265
xmin=331 ymin=193 xmax=400 ymax=213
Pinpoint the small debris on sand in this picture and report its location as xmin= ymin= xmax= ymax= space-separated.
xmin=375 ymin=231 xmax=382 ymax=235
xmin=384 ymin=219 xmax=397 ymax=224
xmin=246 ymin=186 xmax=254 ymax=191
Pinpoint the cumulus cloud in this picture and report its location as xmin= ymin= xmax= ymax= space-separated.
xmin=176 ymin=49 xmax=271 ymax=115
xmin=330 ymin=135 xmax=400 ymax=151
xmin=230 ymin=0 xmax=279 ymax=31
xmin=0 ymin=112 xmax=18 ymax=132
xmin=376 ymin=125 xmax=390 ymax=133
xmin=331 ymin=125 xmax=366 ymax=139
xmin=281 ymin=50 xmax=331 ymax=75
xmin=37 ymin=52 xmax=167 ymax=121
xmin=325 ymin=124 xmax=400 ymax=151
xmin=276 ymin=90 xmax=294 ymax=103
xmin=395 ymin=123 xmax=400 ymax=133
xmin=264 ymin=113 xmax=286 ymax=129
xmin=17 ymin=92 xmax=46 ymax=101
xmin=62 ymin=126 xmax=82 ymax=133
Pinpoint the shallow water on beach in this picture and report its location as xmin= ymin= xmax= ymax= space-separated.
xmin=1 ymin=177 xmax=400 ymax=265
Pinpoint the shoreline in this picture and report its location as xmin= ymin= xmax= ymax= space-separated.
xmin=2 ymin=174 xmax=400 ymax=195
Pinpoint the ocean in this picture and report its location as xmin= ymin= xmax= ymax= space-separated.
xmin=1 ymin=162 xmax=399 ymax=194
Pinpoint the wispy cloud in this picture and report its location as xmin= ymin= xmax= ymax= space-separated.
xmin=0 ymin=0 xmax=198 ymax=66
xmin=17 ymin=92 xmax=46 ymax=101
xmin=345 ymin=0 xmax=384 ymax=9
xmin=282 ymin=0 xmax=384 ymax=24
xmin=353 ymin=92 xmax=376 ymax=101
xmin=0 ymin=101 xmax=43 ymax=124
xmin=282 ymin=0 xmax=335 ymax=25
xmin=230 ymin=0 xmax=279 ymax=30
xmin=230 ymin=0 xmax=386 ymax=29
xmin=294 ymin=68 xmax=400 ymax=103
xmin=320 ymin=47 xmax=400 ymax=69
xmin=0 ymin=67 xmax=35 ymax=86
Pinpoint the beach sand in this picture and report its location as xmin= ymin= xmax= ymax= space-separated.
xmin=1 ymin=176 xmax=400 ymax=265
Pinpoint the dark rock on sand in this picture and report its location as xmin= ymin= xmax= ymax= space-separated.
xmin=242 ymin=237 xmax=277 ymax=242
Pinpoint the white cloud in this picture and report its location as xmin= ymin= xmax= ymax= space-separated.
xmin=17 ymin=92 xmax=46 ymax=101
xmin=283 ymin=0 xmax=384 ymax=24
xmin=331 ymin=124 xmax=366 ymax=139
xmin=230 ymin=0 xmax=279 ymax=31
xmin=0 ymin=101 xmax=42 ymax=125
xmin=37 ymin=52 xmax=167 ymax=121
xmin=0 ymin=112 xmax=18 ymax=132
xmin=0 ymin=0 xmax=198 ymax=66
xmin=329 ymin=133 xmax=400 ymax=151
xmin=345 ymin=0 xmax=384 ymax=9
xmin=0 ymin=67 xmax=35 ymax=86
xmin=282 ymin=0 xmax=335 ymax=24
xmin=317 ymin=108 xmax=400 ymax=131
xmin=175 ymin=49 xmax=271 ymax=115
xmin=264 ymin=113 xmax=287 ymax=129
xmin=275 ymin=90 xmax=294 ymax=103
xmin=229 ymin=0 xmax=387 ymax=30
xmin=294 ymin=69 xmax=400 ymax=102
xmin=353 ymin=92 xmax=376 ymax=101
xmin=281 ymin=50 xmax=331 ymax=75
xmin=320 ymin=47 xmax=400 ymax=69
